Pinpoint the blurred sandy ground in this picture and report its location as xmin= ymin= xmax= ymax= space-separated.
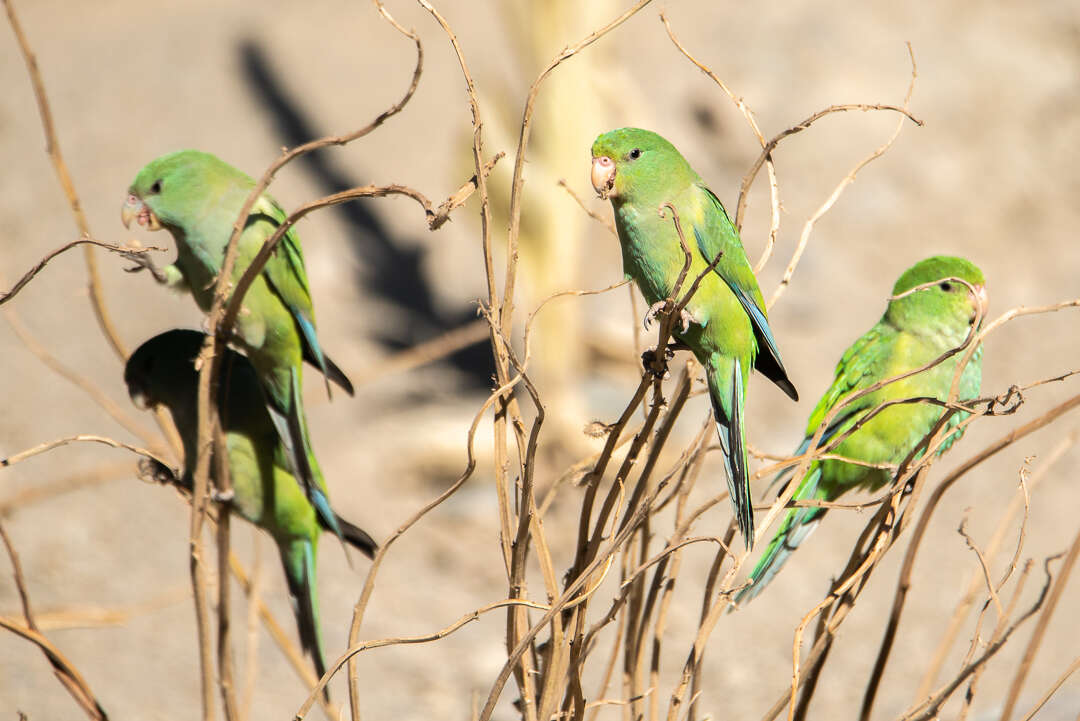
xmin=1 ymin=0 xmax=1078 ymax=719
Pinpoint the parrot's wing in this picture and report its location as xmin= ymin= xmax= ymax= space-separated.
xmin=253 ymin=196 xmax=353 ymax=396
xmin=733 ymin=323 xmax=899 ymax=607
xmin=693 ymin=185 xmax=797 ymax=401
xmin=803 ymin=322 xmax=895 ymax=446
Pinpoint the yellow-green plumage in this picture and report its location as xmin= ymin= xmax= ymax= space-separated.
xmin=591 ymin=128 xmax=798 ymax=547
xmin=124 ymin=330 xmax=376 ymax=696
xmin=122 ymin=151 xmax=352 ymax=534
xmin=734 ymin=256 xmax=986 ymax=605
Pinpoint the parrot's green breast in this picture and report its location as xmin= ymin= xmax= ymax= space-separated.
xmin=613 ymin=191 xmax=755 ymax=362
xmin=821 ymin=326 xmax=982 ymax=493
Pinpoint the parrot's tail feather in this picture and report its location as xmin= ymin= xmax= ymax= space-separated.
xmin=321 ymin=354 xmax=355 ymax=397
xmin=268 ymin=370 xmax=350 ymax=562
xmin=302 ymin=343 xmax=354 ymax=397
xmin=265 ymin=400 xmax=309 ymax=494
xmin=288 ymin=370 xmax=350 ymax=563
xmin=732 ymin=466 xmax=826 ymax=607
xmin=709 ymin=358 xmax=754 ymax=549
xmin=285 ymin=371 xmax=317 ymax=491
xmin=281 ymin=541 xmax=330 ymax=701
xmin=295 ymin=314 xmax=330 ymax=394
xmin=336 ymin=516 xmax=378 ymax=559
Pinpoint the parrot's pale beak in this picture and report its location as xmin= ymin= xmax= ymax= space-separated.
xmin=591 ymin=156 xmax=616 ymax=200
xmin=121 ymin=192 xmax=161 ymax=231
xmin=975 ymin=284 xmax=989 ymax=315
xmin=128 ymin=387 xmax=151 ymax=410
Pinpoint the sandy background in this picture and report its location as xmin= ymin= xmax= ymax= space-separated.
xmin=0 ymin=1 xmax=1078 ymax=719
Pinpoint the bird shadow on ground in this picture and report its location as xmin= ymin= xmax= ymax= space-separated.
xmin=238 ymin=39 xmax=494 ymax=390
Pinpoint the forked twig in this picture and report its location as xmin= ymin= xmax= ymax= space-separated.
xmin=0 ymin=520 xmax=108 ymax=720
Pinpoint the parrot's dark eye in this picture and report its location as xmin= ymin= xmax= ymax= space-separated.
xmin=149 ymin=179 xmax=162 ymax=194
xmin=628 ymin=148 xmax=642 ymax=160
xmin=939 ymin=281 xmax=953 ymax=292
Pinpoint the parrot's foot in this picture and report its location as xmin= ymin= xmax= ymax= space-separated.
xmin=643 ymin=300 xmax=696 ymax=334
xmin=212 ymin=488 xmax=235 ymax=504
xmin=137 ymin=458 xmax=181 ymax=486
xmin=641 ymin=340 xmax=691 ymax=378
xmin=675 ymin=307 xmax=695 ymax=334
xmin=643 ymin=300 xmax=669 ymax=330
xmin=121 ymin=248 xmax=169 ymax=284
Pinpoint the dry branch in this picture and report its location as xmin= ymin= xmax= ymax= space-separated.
xmin=0 ymin=238 xmax=164 ymax=307
xmin=0 ymin=520 xmax=108 ymax=720
xmin=860 ymin=390 xmax=1080 ymax=719
xmin=3 ymin=0 xmax=128 ymax=360
xmin=998 ymin=521 xmax=1080 ymax=721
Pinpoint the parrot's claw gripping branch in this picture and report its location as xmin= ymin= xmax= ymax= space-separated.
xmin=121 ymin=249 xmax=169 ymax=284
xmin=642 ymin=300 xmax=666 ymax=330
xmin=643 ymin=300 xmax=696 ymax=334
xmin=211 ymin=488 xmax=235 ymax=505
xmin=137 ymin=457 xmax=182 ymax=487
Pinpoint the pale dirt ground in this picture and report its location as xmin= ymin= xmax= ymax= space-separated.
xmin=1 ymin=1 xmax=1079 ymax=720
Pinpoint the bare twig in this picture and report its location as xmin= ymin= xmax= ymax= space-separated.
xmin=915 ymin=431 xmax=1077 ymax=699
xmin=859 ymin=392 xmax=1080 ymax=720
xmin=3 ymin=0 xmax=128 ymax=360
xmin=0 ymin=616 xmax=109 ymax=720
xmin=659 ymin=10 xmax=781 ymax=269
xmin=298 ymin=598 xmax=551 ymax=719
xmin=0 ymin=520 xmax=108 ymax=720
xmin=0 ymin=238 xmax=164 ymax=307
xmin=998 ymin=522 xmax=1080 ymax=721
xmin=1016 ymin=654 xmax=1080 ymax=721
xmin=768 ymin=44 xmax=918 ymax=308
xmin=739 ymin=101 xmax=921 ymax=232
xmin=558 ymin=179 xmax=617 ymax=236
xmin=898 ymin=554 xmax=1060 ymax=721
xmin=3 ymin=307 xmax=161 ymax=449
xmin=0 ymin=434 xmax=171 ymax=469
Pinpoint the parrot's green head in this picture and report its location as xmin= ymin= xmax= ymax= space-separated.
xmin=591 ymin=128 xmax=697 ymax=205
xmin=121 ymin=150 xmax=245 ymax=233
xmin=885 ymin=256 xmax=988 ymax=335
xmin=125 ymin=329 xmax=205 ymax=410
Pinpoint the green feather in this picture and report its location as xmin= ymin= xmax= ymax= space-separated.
xmin=125 ymin=150 xmax=353 ymax=516
xmin=734 ymin=256 xmax=985 ymax=605
xmin=124 ymin=330 xmax=377 ymax=695
xmin=591 ymin=128 xmax=799 ymax=547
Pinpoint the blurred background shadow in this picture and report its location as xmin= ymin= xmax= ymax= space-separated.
xmin=239 ymin=38 xmax=494 ymax=390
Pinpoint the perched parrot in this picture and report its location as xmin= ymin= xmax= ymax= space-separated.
xmin=590 ymin=128 xmax=798 ymax=547
xmin=733 ymin=255 xmax=986 ymax=606
xmin=125 ymin=329 xmax=376 ymax=693
xmin=121 ymin=150 xmax=351 ymax=535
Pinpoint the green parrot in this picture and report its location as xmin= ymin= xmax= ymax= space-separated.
xmin=121 ymin=150 xmax=351 ymax=536
xmin=733 ymin=256 xmax=986 ymax=605
xmin=125 ymin=329 xmax=376 ymax=693
xmin=590 ymin=128 xmax=798 ymax=547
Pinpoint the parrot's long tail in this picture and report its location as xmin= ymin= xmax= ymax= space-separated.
xmin=732 ymin=464 xmax=827 ymax=607
xmin=264 ymin=372 xmax=312 ymax=492
xmin=265 ymin=368 xmax=349 ymax=558
xmin=336 ymin=516 xmax=378 ymax=559
xmin=302 ymin=344 xmax=355 ymax=397
xmin=707 ymin=357 xmax=753 ymax=548
xmin=280 ymin=539 xmax=329 ymax=701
